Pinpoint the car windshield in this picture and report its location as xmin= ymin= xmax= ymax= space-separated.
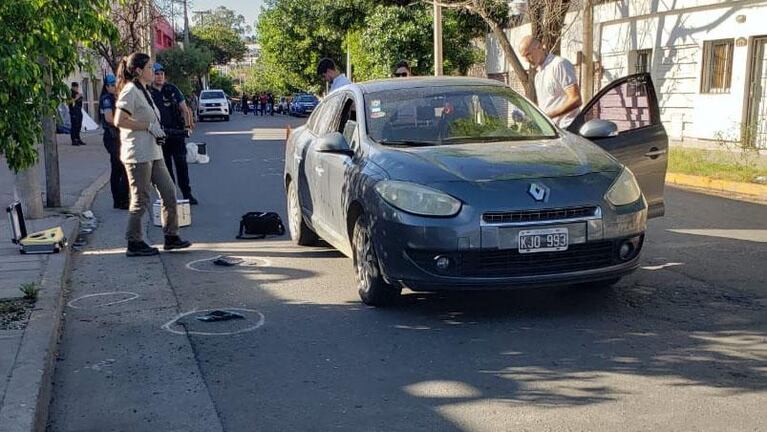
xmin=297 ymin=96 xmax=316 ymax=103
xmin=201 ymin=91 xmax=226 ymax=100
xmin=365 ymin=85 xmax=558 ymax=146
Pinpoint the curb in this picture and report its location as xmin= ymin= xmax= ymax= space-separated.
xmin=0 ymin=170 xmax=108 ymax=432
xmin=666 ymin=173 xmax=767 ymax=203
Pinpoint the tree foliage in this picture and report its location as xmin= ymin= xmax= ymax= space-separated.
xmin=94 ymin=0 xmax=161 ymax=73
xmin=0 ymin=0 xmax=116 ymax=171
xmin=209 ymin=69 xmax=236 ymax=96
xmin=256 ymin=0 xmax=489 ymax=94
xmin=191 ymin=6 xmax=248 ymax=65
xmin=156 ymin=43 xmax=213 ymax=96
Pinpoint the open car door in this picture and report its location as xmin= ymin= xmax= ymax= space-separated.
xmin=568 ymin=73 xmax=668 ymax=218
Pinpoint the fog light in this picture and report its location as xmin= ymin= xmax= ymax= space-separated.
xmin=619 ymin=242 xmax=634 ymax=260
xmin=434 ymin=256 xmax=451 ymax=270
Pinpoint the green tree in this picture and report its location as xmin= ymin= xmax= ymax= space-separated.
xmin=209 ymin=69 xmax=236 ymax=95
xmin=156 ymin=43 xmax=214 ymax=96
xmin=256 ymin=0 xmax=488 ymax=92
xmin=192 ymin=24 xmax=248 ymax=65
xmin=194 ymin=6 xmax=252 ymax=36
xmin=0 ymin=0 xmax=116 ymax=171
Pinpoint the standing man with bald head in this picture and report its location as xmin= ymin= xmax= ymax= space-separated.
xmin=519 ymin=36 xmax=582 ymax=128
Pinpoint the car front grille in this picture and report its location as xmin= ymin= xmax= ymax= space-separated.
xmin=482 ymin=206 xmax=599 ymax=224
xmin=408 ymin=241 xmax=618 ymax=278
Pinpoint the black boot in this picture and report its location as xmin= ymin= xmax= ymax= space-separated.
xmin=126 ymin=241 xmax=159 ymax=257
xmin=184 ymin=194 xmax=198 ymax=205
xmin=164 ymin=235 xmax=192 ymax=251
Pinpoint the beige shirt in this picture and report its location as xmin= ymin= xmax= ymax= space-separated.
xmin=534 ymin=54 xmax=580 ymax=128
xmin=116 ymin=82 xmax=164 ymax=163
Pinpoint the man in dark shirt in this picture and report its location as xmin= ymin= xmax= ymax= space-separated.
xmin=68 ymin=82 xmax=84 ymax=146
xmin=99 ymin=74 xmax=129 ymax=209
xmin=149 ymin=63 xmax=198 ymax=205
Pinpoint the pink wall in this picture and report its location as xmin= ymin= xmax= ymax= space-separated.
xmin=154 ymin=16 xmax=175 ymax=51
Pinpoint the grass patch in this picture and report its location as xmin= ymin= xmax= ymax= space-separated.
xmin=668 ymin=147 xmax=767 ymax=184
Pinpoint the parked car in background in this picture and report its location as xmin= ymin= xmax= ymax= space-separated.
xmin=284 ymin=75 xmax=668 ymax=306
xmin=198 ymin=89 xmax=230 ymax=121
xmin=289 ymin=94 xmax=319 ymax=117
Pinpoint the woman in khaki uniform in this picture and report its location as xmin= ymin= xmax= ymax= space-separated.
xmin=114 ymin=53 xmax=191 ymax=257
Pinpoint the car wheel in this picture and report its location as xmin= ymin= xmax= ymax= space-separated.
xmin=353 ymin=216 xmax=401 ymax=306
xmin=287 ymin=180 xmax=318 ymax=246
xmin=225 ymin=115 xmax=230 ymax=121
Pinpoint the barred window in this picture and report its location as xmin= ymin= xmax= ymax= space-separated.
xmin=701 ymin=39 xmax=734 ymax=94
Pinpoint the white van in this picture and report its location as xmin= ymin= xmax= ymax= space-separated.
xmin=198 ymin=89 xmax=230 ymax=121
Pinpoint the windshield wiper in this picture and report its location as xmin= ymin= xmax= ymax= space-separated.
xmin=377 ymin=139 xmax=439 ymax=147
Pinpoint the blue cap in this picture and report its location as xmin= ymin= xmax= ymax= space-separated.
xmin=105 ymin=74 xmax=116 ymax=85
xmin=153 ymin=63 xmax=165 ymax=73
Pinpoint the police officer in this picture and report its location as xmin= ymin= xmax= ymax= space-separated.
xmin=100 ymin=74 xmax=130 ymax=209
xmin=69 ymin=82 xmax=84 ymax=146
xmin=149 ymin=63 xmax=198 ymax=205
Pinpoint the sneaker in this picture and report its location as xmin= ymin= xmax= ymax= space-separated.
xmin=164 ymin=235 xmax=192 ymax=250
xmin=126 ymin=241 xmax=159 ymax=257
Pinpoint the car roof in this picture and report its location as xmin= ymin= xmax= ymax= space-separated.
xmin=356 ymin=76 xmax=507 ymax=94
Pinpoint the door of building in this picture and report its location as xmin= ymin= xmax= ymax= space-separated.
xmin=746 ymin=36 xmax=767 ymax=149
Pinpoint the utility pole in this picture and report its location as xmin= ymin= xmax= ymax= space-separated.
xmin=183 ymin=0 xmax=190 ymax=47
xmin=582 ymin=0 xmax=595 ymax=100
xmin=433 ymin=2 xmax=443 ymax=76
xmin=346 ymin=33 xmax=352 ymax=82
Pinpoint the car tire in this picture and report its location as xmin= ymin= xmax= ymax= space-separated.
xmin=287 ymin=180 xmax=318 ymax=246
xmin=353 ymin=216 xmax=401 ymax=306
xmin=224 ymin=115 xmax=230 ymax=121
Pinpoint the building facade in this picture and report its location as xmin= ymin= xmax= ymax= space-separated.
xmin=485 ymin=0 xmax=767 ymax=149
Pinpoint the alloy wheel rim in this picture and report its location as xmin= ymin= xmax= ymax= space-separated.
xmin=355 ymin=229 xmax=375 ymax=292
xmin=288 ymin=185 xmax=300 ymax=239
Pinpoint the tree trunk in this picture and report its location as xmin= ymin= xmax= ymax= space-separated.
xmin=42 ymin=113 xmax=60 ymax=208
xmin=582 ymin=0 xmax=595 ymax=101
xmin=472 ymin=4 xmax=536 ymax=101
xmin=14 ymin=162 xmax=44 ymax=219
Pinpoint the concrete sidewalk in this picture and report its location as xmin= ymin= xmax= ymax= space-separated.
xmin=1 ymin=131 xmax=109 ymax=432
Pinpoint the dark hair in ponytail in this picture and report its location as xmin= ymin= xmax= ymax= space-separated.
xmin=116 ymin=52 xmax=151 ymax=94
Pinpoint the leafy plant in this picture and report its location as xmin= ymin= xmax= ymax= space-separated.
xmin=19 ymin=282 xmax=40 ymax=301
xmin=0 ymin=0 xmax=117 ymax=172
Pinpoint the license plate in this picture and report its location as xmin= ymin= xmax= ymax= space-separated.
xmin=518 ymin=228 xmax=569 ymax=253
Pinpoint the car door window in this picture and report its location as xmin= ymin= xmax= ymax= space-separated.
xmin=581 ymin=75 xmax=657 ymax=133
xmin=337 ymin=95 xmax=359 ymax=150
xmin=314 ymin=95 xmax=344 ymax=136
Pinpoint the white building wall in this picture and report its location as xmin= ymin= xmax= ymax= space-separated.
xmin=485 ymin=0 xmax=767 ymax=144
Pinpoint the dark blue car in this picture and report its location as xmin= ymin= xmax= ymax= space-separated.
xmin=284 ymin=76 xmax=668 ymax=306
xmin=289 ymin=94 xmax=319 ymax=116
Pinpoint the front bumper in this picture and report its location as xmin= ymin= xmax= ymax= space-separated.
xmin=199 ymin=106 xmax=229 ymax=116
xmin=371 ymin=198 xmax=647 ymax=291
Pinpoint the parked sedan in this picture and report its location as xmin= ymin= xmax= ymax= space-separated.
xmin=284 ymin=75 xmax=668 ymax=306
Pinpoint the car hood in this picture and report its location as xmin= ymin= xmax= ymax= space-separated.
xmin=370 ymin=135 xmax=621 ymax=183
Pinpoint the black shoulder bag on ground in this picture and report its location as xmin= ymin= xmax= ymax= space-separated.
xmin=236 ymin=212 xmax=286 ymax=239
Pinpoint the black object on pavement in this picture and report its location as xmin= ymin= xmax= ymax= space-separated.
xmin=212 ymin=256 xmax=244 ymax=267
xmin=236 ymin=212 xmax=285 ymax=240
xmin=196 ymin=310 xmax=245 ymax=322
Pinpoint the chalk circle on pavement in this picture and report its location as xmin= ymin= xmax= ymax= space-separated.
xmin=161 ymin=308 xmax=265 ymax=336
xmin=67 ymin=292 xmax=140 ymax=310
xmin=185 ymin=255 xmax=272 ymax=274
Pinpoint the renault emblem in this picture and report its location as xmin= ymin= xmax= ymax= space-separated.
xmin=528 ymin=183 xmax=549 ymax=202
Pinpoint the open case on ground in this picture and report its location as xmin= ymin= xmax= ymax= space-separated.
xmin=6 ymin=201 xmax=66 ymax=254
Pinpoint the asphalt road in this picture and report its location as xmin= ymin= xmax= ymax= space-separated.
xmin=48 ymin=113 xmax=767 ymax=431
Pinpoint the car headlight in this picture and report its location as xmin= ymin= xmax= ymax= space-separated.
xmin=375 ymin=181 xmax=462 ymax=217
xmin=605 ymin=168 xmax=642 ymax=206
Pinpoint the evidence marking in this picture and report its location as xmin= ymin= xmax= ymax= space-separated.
xmin=161 ymin=308 xmax=265 ymax=336
xmin=185 ymin=256 xmax=273 ymax=273
xmin=67 ymin=292 xmax=141 ymax=309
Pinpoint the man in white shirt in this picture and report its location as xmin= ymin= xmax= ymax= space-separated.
xmin=519 ymin=36 xmax=582 ymax=128
xmin=317 ymin=58 xmax=351 ymax=93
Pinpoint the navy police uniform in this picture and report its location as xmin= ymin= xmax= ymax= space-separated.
xmin=99 ymin=90 xmax=129 ymax=208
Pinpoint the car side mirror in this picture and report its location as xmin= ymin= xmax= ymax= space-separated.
xmin=579 ymin=119 xmax=619 ymax=139
xmin=316 ymin=132 xmax=354 ymax=156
